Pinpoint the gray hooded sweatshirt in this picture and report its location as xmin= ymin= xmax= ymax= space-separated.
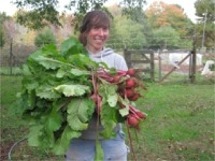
xmin=80 ymin=48 xmax=128 ymax=140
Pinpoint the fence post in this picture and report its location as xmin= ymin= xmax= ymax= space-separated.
xmin=190 ymin=36 xmax=197 ymax=83
xmin=150 ymin=51 xmax=155 ymax=81
xmin=158 ymin=50 xmax=162 ymax=81
xmin=190 ymin=50 xmax=196 ymax=83
xmin=124 ymin=48 xmax=131 ymax=68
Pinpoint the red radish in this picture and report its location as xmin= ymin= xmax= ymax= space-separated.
xmin=125 ymin=78 xmax=137 ymax=88
xmin=127 ymin=115 xmax=139 ymax=127
xmin=127 ymin=68 xmax=135 ymax=76
xmin=125 ymin=88 xmax=135 ymax=98
xmin=117 ymin=70 xmax=127 ymax=76
xmin=112 ymin=75 xmax=121 ymax=83
xmin=129 ymin=93 xmax=140 ymax=101
xmin=97 ymin=70 xmax=114 ymax=82
xmin=136 ymin=111 xmax=147 ymax=119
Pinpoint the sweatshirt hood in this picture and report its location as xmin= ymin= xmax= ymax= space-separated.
xmin=88 ymin=48 xmax=114 ymax=58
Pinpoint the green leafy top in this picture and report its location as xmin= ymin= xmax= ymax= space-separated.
xmin=15 ymin=36 xmax=147 ymax=156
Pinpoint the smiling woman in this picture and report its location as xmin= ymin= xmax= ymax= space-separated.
xmin=79 ymin=11 xmax=110 ymax=53
xmin=65 ymin=10 xmax=129 ymax=161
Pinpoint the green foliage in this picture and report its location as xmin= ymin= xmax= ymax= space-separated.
xmin=14 ymin=0 xmax=60 ymax=29
xmin=14 ymin=36 xmax=142 ymax=157
xmin=195 ymin=0 xmax=215 ymax=22
xmin=12 ymin=0 xmax=147 ymax=31
xmin=121 ymin=0 xmax=146 ymax=22
xmin=145 ymin=2 xmax=194 ymax=49
xmin=12 ymin=0 xmax=108 ymax=30
xmin=34 ymin=28 xmax=57 ymax=47
xmin=15 ymin=37 xmax=99 ymax=155
xmin=70 ymin=1 xmax=111 ymax=33
xmin=0 ymin=12 xmax=10 ymax=48
xmin=194 ymin=0 xmax=215 ymax=48
xmin=108 ymin=15 xmax=147 ymax=49
xmin=149 ymin=26 xmax=181 ymax=49
xmin=0 ymin=27 xmax=5 ymax=48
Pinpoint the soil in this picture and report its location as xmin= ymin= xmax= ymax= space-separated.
xmin=0 ymin=141 xmax=14 ymax=161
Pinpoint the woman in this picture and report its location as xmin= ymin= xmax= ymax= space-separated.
xmin=65 ymin=10 xmax=128 ymax=161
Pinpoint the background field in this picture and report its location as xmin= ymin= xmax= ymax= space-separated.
xmin=1 ymin=74 xmax=214 ymax=161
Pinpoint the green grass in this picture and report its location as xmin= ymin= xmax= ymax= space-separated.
xmin=0 ymin=67 xmax=23 ymax=75
xmin=129 ymin=83 xmax=215 ymax=161
xmin=1 ymin=75 xmax=215 ymax=161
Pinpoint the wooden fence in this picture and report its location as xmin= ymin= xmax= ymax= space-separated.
xmin=124 ymin=49 xmax=198 ymax=83
xmin=124 ymin=49 xmax=155 ymax=81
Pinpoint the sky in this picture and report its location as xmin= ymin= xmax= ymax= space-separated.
xmin=0 ymin=0 xmax=198 ymax=23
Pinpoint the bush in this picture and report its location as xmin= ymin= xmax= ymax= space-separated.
xmin=34 ymin=27 xmax=56 ymax=47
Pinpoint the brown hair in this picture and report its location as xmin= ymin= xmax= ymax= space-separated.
xmin=79 ymin=10 xmax=111 ymax=46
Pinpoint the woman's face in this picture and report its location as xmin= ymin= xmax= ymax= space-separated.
xmin=86 ymin=26 xmax=109 ymax=53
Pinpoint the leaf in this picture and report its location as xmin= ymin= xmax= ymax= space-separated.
xmin=42 ymin=129 xmax=55 ymax=149
xmin=56 ymin=68 xmax=67 ymax=78
xmin=107 ymin=94 xmax=118 ymax=107
xmin=100 ymin=103 xmax=118 ymax=138
xmin=99 ymin=84 xmax=118 ymax=107
xmin=29 ymin=44 xmax=59 ymax=58
xmin=32 ymin=55 xmax=65 ymax=70
xmin=28 ymin=44 xmax=67 ymax=70
xmin=45 ymin=108 xmax=62 ymax=132
xmin=22 ymin=64 xmax=32 ymax=76
xmin=52 ymin=125 xmax=81 ymax=155
xmin=54 ymin=84 xmax=90 ymax=97
xmin=67 ymin=98 xmax=94 ymax=131
xmin=118 ymin=96 xmax=130 ymax=117
xmin=36 ymin=85 xmax=61 ymax=99
xmin=70 ymin=68 xmax=90 ymax=76
xmin=95 ymin=140 xmax=104 ymax=161
xmin=25 ymin=81 xmax=39 ymax=91
xmin=60 ymin=37 xmax=84 ymax=56
xmin=67 ymin=54 xmax=99 ymax=70
xmin=28 ymin=120 xmax=56 ymax=150
xmin=119 ymin=107 xmax=129 ymax=117
xmin=67 ymin=114 xmax=88 ymax=131
xmin=28 ymin=125 xmax=43 ymax=146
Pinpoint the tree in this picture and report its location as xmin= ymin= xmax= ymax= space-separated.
xmin=194 ymin=0 xmax=215 ymax=49
xmin=120 ymin=0 xmax=146 ymax=22
xmin=195 ymin=0 xmax=214 ymax=22
xmin=12 ymin=0 xmax=108 ymax=30
xmin=0 ymin=28 xmax=5 ymax=48
xmin=34 ymin=27 xmax=56 ymax=47
xmin=145 ymin=1 xmax=194 ymax=49
xmin=13 ymin=0 xmax=61 ymax=30
xmin=109 ymin=15 xmax=147 ymax=49
xmin=12 ymin=0 xmax=147 ymax=30
xmin=0 ymin=12 xmax=10 ymax=48
xmin=149 ymin=26 xmax=183 ymax=49
xmin=106 ymin=4 xmax=147 ymax=49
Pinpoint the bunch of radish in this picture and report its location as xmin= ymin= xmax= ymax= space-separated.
xmin=126 ymin=105 xmax=147 ymax=129
xmin=91 ymin=68 xmax=147 ymax=129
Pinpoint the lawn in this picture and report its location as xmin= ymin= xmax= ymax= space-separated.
xmin=1 ymin=75 xmax=214 ymax=161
